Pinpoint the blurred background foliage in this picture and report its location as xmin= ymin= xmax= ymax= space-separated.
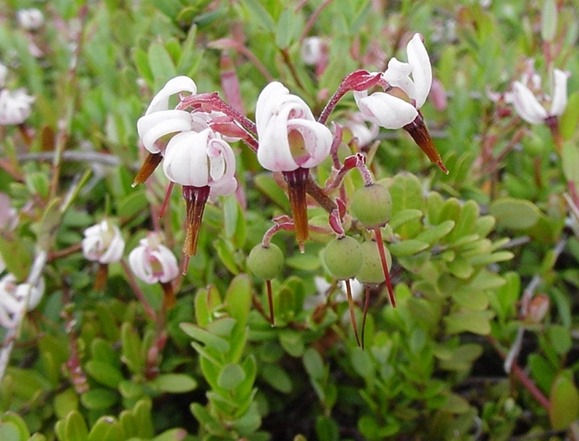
xmin=0 ymin=0 xmax=578 ymax=440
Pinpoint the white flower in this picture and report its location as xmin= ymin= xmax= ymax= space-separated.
xmin=137 ymin=76 xmax=198 ymax=154
xmin=82 ymin=220 xmax=125 ymax=264
xmin=255 ymin=82 xmax=332 ymax=172
xmin=0 ymin=274 xmax=45 ymax=330
xmin=354 ymin=33 xmax=432 ymax=129
xmin=305 ymin=277 xmax=364 ymax=309
xmin=301 ymin=37 xmax=326 ymax=65
xmin=162 ymin=128 xmax=237 ymax=197
xmin=510 ymin=69 xmax=569 ymax=124
xmin=16 ymin=8 xmax=44 ymax=31
xmin=0 ymin=88 xmax=35 ymax=125
xmin=342 ymin=112 xmax=379 ymax=147
xmin=128 ymin=233 xmax=179 ymax=284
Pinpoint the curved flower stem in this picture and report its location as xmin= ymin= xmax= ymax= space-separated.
xmin=120 ymin=259 xmax=157 ymax=322
xmin=280 ymin=47 xmax=306 ymax=92
xmin=361 ymin=284 xmax=371 ymax=349
xmin=306 ymin=175 xmax=337 ymax=213
xmin=373 ymin=228 xmax=396 ymax=307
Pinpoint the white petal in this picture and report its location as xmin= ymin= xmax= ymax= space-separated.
xmin=382 ymin=58 xmax=415 ymax=99
xmin=511 ymin=82 xmax=548 ymax=124
xmin=255 ymin=82 xmax=289 ymax=129
xmin=356 ymin=92 xmax=418 ymax=129
xmin=129 ymin=246 xmax=156 ymax=284
xmin=145 ymin=76 xmax=197 ymax=114
xmin=137 ymin=110 xmax=192 ymax=153
xmin=163 ymin=130 xmax=210 ymax=186
xmin=209 ymin=176 xmax=237 ymax=198
xmin=550 ymin=69 xmax=569 ymax=117
xmin=151 ymin=246 xmax=180 ymax=283
xmin=286 ymin=119 xmax=332 ymax=168
xmin=407 ymin=34 xmax=432 ymax=108
xmin=257 ymin=118 xmax=298 ymax=172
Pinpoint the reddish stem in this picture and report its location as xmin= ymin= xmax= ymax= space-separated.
xmin=345 ymin=279 xmax=361 ymax=347
xmin=373 ymin=228 xmax=396 ymax=307
xmin=266 ymin=279 xmax=275 ymax=326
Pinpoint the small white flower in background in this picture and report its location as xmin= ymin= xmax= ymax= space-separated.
xmin=128 ymin=233 xmax=179 ymax=284
xmin=137 ymin=76 xmax=198 ymax=154
xmin=0 ymin=88 xmax=35 ymax=125
xmin=16 ymin=8 xmax=44 ymax=31
xmin=305 ymin=277 xmax=364 ymax=310
xmin=354 ymin=33 xmax=432 ymax=129
xmin=509 ymin=68 xmax=569 ymax=124
xmin=162 ymin=127 xmax=238 ymax=198
xmin=255 ymin=81 xmax=332 ymax=172
xmin=82 ymin=220 xmax=125 ymax=264
xmin=301 ymin=37 xmax=326 ymax=66
xmin=342 ymin=112 xmax=379 ymax=147
xmin=0 ymin=274 xmax=45 ymax=330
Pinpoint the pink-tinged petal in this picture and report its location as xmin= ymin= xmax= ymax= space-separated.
xmin=137 ymin=110 xmax=192 ymax=153
xmin=207 ymin=137 xmax=236 ymax=181
xmin=355 ymin=92 xmax=418 ymax=129
xmin=407 ymin=33 xmax=432 ymax=108
xmin=209 ymin=176 xmax=237 ymax=198
xmin=163 ymin=131 xmax=210 ymax=186
xmin=151 ymin=246 xmax=180 ymax=283
xmin=145 ymin=76 xmax=197 ymax=114
xmin=511 ymin=82 xmax=547 ymax=124
xmin=550 ymin=69 xmax=569 ymax=117
xmin=286 ymin=119 xmax=333 ymax=168
xmin=382 ymin=58 xmax=415 ymax=99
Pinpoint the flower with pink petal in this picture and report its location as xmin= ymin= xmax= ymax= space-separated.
xmin=129 ymin=233 xmax=179 ymax=284
xmin=82 ymin=220 xmax=125 ymax=264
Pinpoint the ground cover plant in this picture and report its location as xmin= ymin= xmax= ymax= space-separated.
xmin=0 ymin=1 xmax=578 ymax=440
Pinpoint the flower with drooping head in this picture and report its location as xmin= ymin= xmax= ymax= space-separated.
xmin=510 ymin=68 xmax=569 ymax=125
xmin=0 ymin=274 xmax=45 ymax=330
xmin=129 ymin=232 xmax=179 ymax=284
xmin=342 ymin=112 xmax=379 ymax=148
xmin=162 ymin=127 xmax=237 ymax=260
xmin=134 ymin=76 xmax=198 ymax=185
xmin=16 ymin=8 xmax=44 ymax=31
xmin=0 ymin=88 xmax=35 ymax=125
xmin=354 ymin=33 xmax=447 ymax=172
xmin=82 ymin=220 xmax=125 ymax=264
xmin=255 ymin=81 xmax=332 ymax=250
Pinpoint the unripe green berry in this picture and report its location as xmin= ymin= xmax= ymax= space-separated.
xmin=247 ymin=244 xmax=284 ymax=280
xmin=355 ymin=240 xmax=392 ymax=285
xmin=350 ymin=184 xmax=392 ymax=229
xmin=323 ymin=236 xmax=363 ymax=280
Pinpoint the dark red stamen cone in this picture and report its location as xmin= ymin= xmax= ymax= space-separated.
xmin=404 ymin=114 xmax=448 ymax=174
xmin=283 ymin=167 xmax=310 ymax=252
xmin=161 ymin=281 xmax=176 ymax=311
xmin=133 ymin=152 xmax=163 ymax=186
xmin=182 ymin=185 xmax=211 ymax=270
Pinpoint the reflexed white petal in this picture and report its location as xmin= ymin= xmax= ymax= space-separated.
xmin=407 ymin=34 xmax=432 ymax=108
xmin=145 ymin=76 xmax=197 ymax=114
xmin=82 ymin=221 xmax=125 ymax=264
xmin=209 ymin=176 xmax=237 ymax=198
xmin=382 ymin=58 xmax=415 ymax=100
xmin=355 ymin=92 xmax=418 ymax=129
xmin=151 ymin=245 xmax=180 ymax=283
xmin=511 ymin=82 xmax=548 ymax=124
xmin=209 ymin=153 xmax=226 ymax=181
xmin=550 ymin=69 xmax=569 ymax=117
xmin=99 ymin=232 xmax=125 ymax=264
xmin=255 ymin=82 xmax=289 ymax=129
xmin=129 ymin=246 xmax=154 ymax=283
xmin=257 ymin=119 xmax=298 ymax=171
xmin=163 ymin=130 xmax=210 ymax=186
xmin=286 ymin=119 xmax=332 ymax=168
xmin=137 ymin=110 xmax=192 ymax=153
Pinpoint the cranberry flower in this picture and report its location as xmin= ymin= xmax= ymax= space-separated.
xmin=0 ymin=88 xmax=35 ymax=126
xmin=134 ymin=76 xmax=198 ymax=184
xmin=82 ymin=220 xmax=125 ymax=264
xmin=0 ymin=274 xmax=45 ymax=330
xmin=162 ymin=128 xmax=237 ymax=260
xmin=255 ymin=81 xmax=332 ymax=249
xmin=354 ymin=34 xmax=447 ymax=172
xmin=510 ymin=68 xmax=569 ymax=124
xmin=129 ymin=233 xmax=179 ymax=284
xmin=16 ymin=8 xmax=44 ymax=31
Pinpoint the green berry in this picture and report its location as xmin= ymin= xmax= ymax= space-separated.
xmin=323 ymin=236 xmax=363 ymax=280
xmin=350 ymin=184 xmax=392 ymax=229
xmin=355 ymin=240 xmax=392 ymax=285
xmin=247 ymin=244 xmax=284 ymax=280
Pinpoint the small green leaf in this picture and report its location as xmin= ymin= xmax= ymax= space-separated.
xmin=388 ymin=240 xmax=429 ymax=257
xmin=85 ymin=361 xmax=124 ymax=388
xmin=64 ymin=411 xmax=89 ymax=441
xmin=316 ymin=415 xmax=339 ymax=441
xmin=225 ymin=274 xmax=252 ymax=326
xmin=389 ymin=209 xmax=423 ymax=231
xmin=153 ymin=374 xmax=198 ymax=393
xmin=547 ymin=325 xmax=572 ymax=355
xmin=80 ymin=389 xmax=119 ymax=410
xmin=560 ymin=92 xmax=579 ymax=140
xmin=275 ymin=8 xmax=295 ymax=48
xmin=489 ymin=198 xmax=540 ymax=229
xmin=350 ymin=347 xmax=374 ymax=379
xmin=303 ymin=348 xmax=324 ymax=380
xmin=148 ymin=42 xmax=177 ymax=83
xmin=254 ymin=173 xmax=290 ymax=212
xmin=445 ymin=310 xmax=494 ymax=335
xmin=121 ymin=323 xmax=144 ymax=374
xmin=261 ymin=363 xmax=292 ymax=393
xmin=217 ymin=363 xmax=246 ymax=390
xmin=0 ymin=412 xmax=29 ymax=440
xmin=88 ymin=417 xmax=123 ymax=441
xmin=180 ymin=323 xmax=230 ymax=353
xmin=279 ymin=330 xmax=305 ymax=357
xmin=549 ymin=372 xmax=579 ymax=430
xmin=54 ymin=389 xmax=79 ymax=419
xmin=541 ymin=0 xmax=558 ymax=41
xmin=414 ymin=220 xmax=455 ymax=244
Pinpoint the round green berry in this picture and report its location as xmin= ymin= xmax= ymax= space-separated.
xmin=323 ymin=236 xmax=363 ymax=280
xmin=247 ymin=244 xmax=284 ymax=280
xmin=355 ymin=240 xmax=392 ymax=285
xmin=350 ymin=184 xmax=392 ymax=229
